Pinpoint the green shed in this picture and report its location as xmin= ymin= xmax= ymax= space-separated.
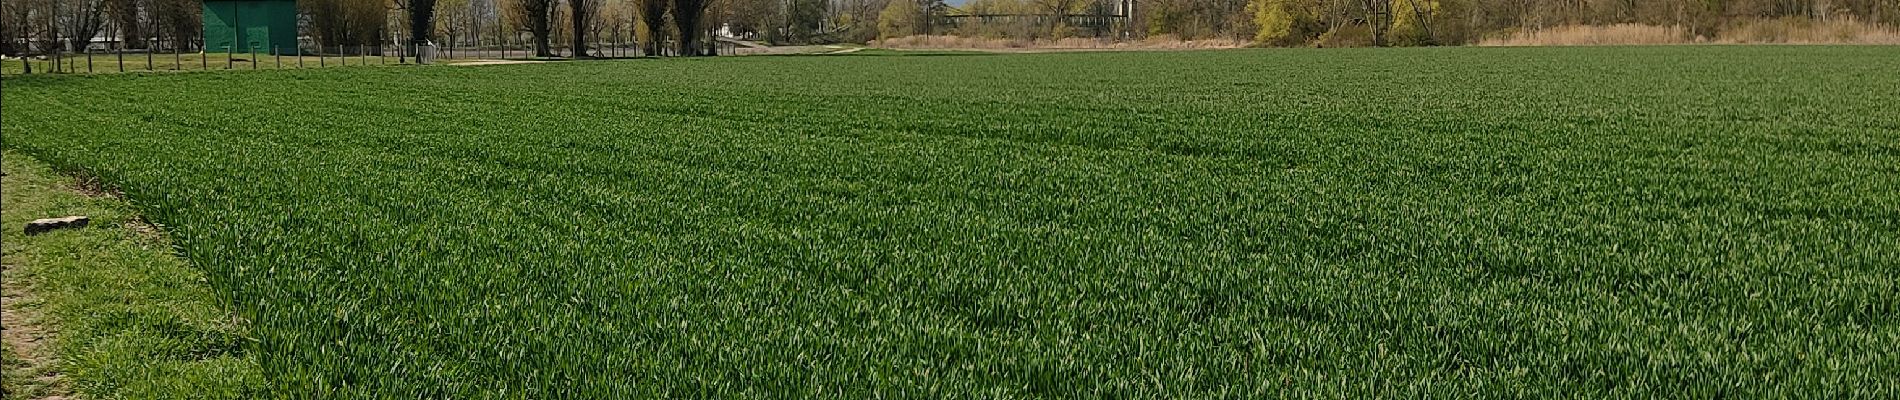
xmin=202 ymin=0 xmax=299 ymax=54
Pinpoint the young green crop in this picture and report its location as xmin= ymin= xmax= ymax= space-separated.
xmin=3 ymin=46 xmax=1898 ymax=398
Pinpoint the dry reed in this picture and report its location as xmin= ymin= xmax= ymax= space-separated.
xmin=1481 ymin=18 xmax=1900 ymax=46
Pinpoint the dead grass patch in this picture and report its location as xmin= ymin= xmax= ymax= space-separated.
xmin=1481 ymin=18 xmax=1900 ymax=46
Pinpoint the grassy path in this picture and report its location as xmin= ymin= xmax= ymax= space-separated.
xmin=1 ymin=152 xmax=263 ymax=399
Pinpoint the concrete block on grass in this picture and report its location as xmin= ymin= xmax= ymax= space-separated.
xmin=25 ymin=216 xmax=89 ymax=235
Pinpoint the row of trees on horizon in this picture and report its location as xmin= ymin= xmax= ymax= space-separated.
xmin=0 ymin=0 xmax=723 ymax=57
xmin=3 ymin=0 xmax=1895 ymax=58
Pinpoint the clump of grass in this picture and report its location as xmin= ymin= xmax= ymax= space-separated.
xmin=1479 ymin=24 xmax=1693 ymax=46
xmin=1719 ymin=17 xmax=1900 ymax=44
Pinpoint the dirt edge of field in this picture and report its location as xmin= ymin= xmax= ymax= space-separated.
xmin=2 ymin=270 xmax=70 ymax=400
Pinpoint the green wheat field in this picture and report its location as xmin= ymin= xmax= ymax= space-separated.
xmin=3 ymin=46 xmax=1897 ymax=397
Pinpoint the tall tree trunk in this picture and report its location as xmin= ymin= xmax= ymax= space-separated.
xmin=641 ymin=0 xmax=668 ymax=56
xmin=411 ymin=0 xmax=438 ymax=44
xmin=570 ymin=0 xmax=593 ymax=57
xmin=411 ymin=0 xmax=438 ymax=62
xmin=108 ymin=0 xmax=144 ymax=49
xmin=672 ymin=0 xmax=706 ymax=56
xmin=514 ymin=0 xmax=556 ymax=57
xmin=533 ymin=9 xmax=552 ymax=56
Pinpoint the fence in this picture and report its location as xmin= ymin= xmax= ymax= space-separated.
xmin=3 ymin=33 xmax=739 ymax=76
xmin=2 ymin=37 xmax=422 ymax=75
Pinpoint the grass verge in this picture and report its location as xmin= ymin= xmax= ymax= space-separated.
xmin=1 ymin=151 xmax=264 ymax=399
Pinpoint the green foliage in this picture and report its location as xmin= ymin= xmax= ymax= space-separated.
xmin=4 ymin=47 xmax=1900 ymax=397
xmin=877 ymin=0 xmax=921 ymax=39
xmin=1249 ymin=0 xmax=1316 ymax=46
xmin=1390 ymin=0 xmax=1470 ymax=45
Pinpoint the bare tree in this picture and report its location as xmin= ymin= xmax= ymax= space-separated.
xmin=1 ymin=0 xmax=39 ymax=56
xmin=153 ymin=0 xmax=198 ymax=49
xmin=57 ymin=0 xmax=108 ymax=52
xmin=305 ymin=0 xmax=383 ymax=51
xmin=104 ymin=0 xmax=145 ymax=48
xmin=510 ymin=0 xmax=555 ymax=55
xmin=439 ymin=0 xmax=475 ymax=51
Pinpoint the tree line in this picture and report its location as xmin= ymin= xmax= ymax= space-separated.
xmin=0 ymin=0 xmax=727 ymax=57
xmin=4 ymin=0 xmax=1895 ymax=57
xmin=869 ymin=0 xmax=1896 ymax=45
xmin=1247 ymin=0 xmax=1898 ymax=46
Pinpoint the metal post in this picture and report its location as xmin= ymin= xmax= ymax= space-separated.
xmin=174 ymin=43 xmax=181 ymax=70
xmin=87 ymin=47 xmax=94 ymax=73
xmin=147 ymin=38 xmax=154 ymax=71
xmin=319 ymin=47 xmax=325 ymax=67
xmin=275 ymin=45 xmax=281 ymax=68
xmin=117 ymin=43 xmax=124 ymax=72
xmin=297 ymin=46 xmax=303 ymax=68
xmin=250 ymin=45 xmax=257 ymax=69
xmin=230 ymin=2 xmax=240 ymax=69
